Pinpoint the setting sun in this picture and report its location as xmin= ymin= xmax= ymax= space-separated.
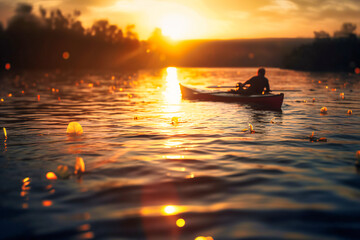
xmin=160 ymin=14 xmax=189 ymax=40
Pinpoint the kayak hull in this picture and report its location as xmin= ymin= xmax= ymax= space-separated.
xmin=179 ymin=84 xmax=284 ymax=110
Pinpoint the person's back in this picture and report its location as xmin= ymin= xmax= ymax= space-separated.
xmin=234 ymin=68 xmax=270 ymax=95
xmin=246 ymin=75 xmax=269 ymax=95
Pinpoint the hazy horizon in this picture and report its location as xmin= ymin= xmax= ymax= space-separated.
xmin=1 ymin=0 xmax=360 ymax=40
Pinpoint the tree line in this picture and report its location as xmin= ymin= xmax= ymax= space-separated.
xmin=0 ymin=3 xmax=158 ymax=71
xmin=284 ymin=23 xmax=360 ymax=72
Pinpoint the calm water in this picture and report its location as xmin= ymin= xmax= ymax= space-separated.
xmin=1 ymin=68 xmax=360 ymax=240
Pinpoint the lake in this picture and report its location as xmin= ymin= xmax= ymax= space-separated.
xmin=1 ymin=67 xmax=360 ymax=240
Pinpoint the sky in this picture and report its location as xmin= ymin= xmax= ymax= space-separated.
xmin=0 ymin=0 xmax=360 ymax=40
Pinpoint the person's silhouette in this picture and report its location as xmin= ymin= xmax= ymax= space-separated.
xmin=233 ymin=68 xmax=271 ymax=95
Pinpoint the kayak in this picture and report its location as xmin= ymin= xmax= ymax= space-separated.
xmin=179 ymin=84 xmax=284 ymax=110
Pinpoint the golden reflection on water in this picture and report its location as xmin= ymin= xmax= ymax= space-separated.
xmin=164 ymin=67 xmax=181 ymax=104
xmin=162 ymin=205 xmax=177 ymax=215
xmin=42 ymin=200 xmax=53 ymax=207
xmin=163 ymin=67 xmax=181 ymax=114
xmin=195 ymin=237 xmax=214 ymax=240
xmin=162 ymin=155 xmax=185 ymax=159
xmin=77 ymin=224 xmax=94 ymax=240
xmin=141 ymin=205 xmax=185 ymax=216
xmin=21 ymin=177 xmax=30 ymax=203
xmin=164 ymin=139 xmax=183 ymax=148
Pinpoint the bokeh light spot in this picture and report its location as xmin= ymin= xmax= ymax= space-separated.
xmin=176 ymin=218 xmax=185 ymax=227
xmin=62 ymin=51 xmax=70 ymax=60
xmin=5 ymin=63 xmax=11 ymax=70
xmin=42 ymin=200 xmax=53 ymax=207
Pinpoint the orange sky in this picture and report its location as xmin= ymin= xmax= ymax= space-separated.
xmin=1 ymin=0 xmax=360 ymax=40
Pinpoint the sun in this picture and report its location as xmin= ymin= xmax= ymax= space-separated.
xmin=160 ymin=13 xmax=189 ymax=40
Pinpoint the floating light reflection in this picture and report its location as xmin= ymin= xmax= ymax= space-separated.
xmin=42 ymin=200 xmax=53 ymax=207
xmin=46 ymin=172 xmax=58 ymax=180
xmin=176 ymin=218 xmax=185 ymax=227
xmin=23 ymin=177 xmax=30 ymax=183
xmin=186 ymin=173 xmax=195 ymax=179
xmin=21 ymin=177 xmax=31 ymax=199
xmin=77 ymin=224 xmax=94 ymax=239
xmin=171 ymin=116 xmax=179 ymax=124
xmin=75 ymin=157 xmax=85 ymax=174
xmin=249 ymin=124 xmax=255 ymax=133
xmin=320 ymin=107 xmax=327 ymax=114
xmin=78 ymin=231 xmax=94 ymax=239
xmin=67 ymin=122 xmax=83 ymax=135
xmin=195 ymin=237 xmax=214 ymax=240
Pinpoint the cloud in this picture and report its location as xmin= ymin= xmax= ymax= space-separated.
xmin=62 ymin=0 xmax=118 ymax=8
xmin=260 ymin=0 xmax=298 ymax=12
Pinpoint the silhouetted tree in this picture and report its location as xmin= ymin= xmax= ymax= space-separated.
xmin=39 ymin=6 xmax=46 ymax=19
xmin=314 ymin=31 xmax=330 ymax=40
xmin=334 ymin=23 xmax=357 ymax=38
xmin=126 ymin=25 xmax=138 ymax=40
xmin=0 ymin=3 xmax=147 ymax=71
xmin=7 ymin=3 xmax=43 ymax=33
xmin=285 ymin=23 xmax=359 ymax=72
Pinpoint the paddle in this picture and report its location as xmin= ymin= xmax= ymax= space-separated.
xmin=207 ymin=85 xmax=301 ymax=92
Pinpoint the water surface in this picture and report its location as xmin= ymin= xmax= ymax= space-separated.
xmin=1 ymin=68 xmax=360 ymax=240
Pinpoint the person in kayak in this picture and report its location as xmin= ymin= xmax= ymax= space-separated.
xmin=232 ymin=68 xmax=271 ymax=95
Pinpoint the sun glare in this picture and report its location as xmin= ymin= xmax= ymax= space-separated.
xmin=162 ymin=205 xmax=177 ymax=215
xmin=160 ymin=14 xmax=189 ymax=40
xmin=163 ymin=67 xmax=181 ymax=105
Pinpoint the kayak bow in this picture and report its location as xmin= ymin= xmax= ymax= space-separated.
xmin=179 ymin=84 xmax=284 ymax=110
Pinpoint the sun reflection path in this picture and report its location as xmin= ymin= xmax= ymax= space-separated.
xmin=163 ymin=205 xmax=177 ymax=215
xmin=163 ymin=67 xmax=181 ymax=105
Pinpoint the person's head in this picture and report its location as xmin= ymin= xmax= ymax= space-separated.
xmin=257 ymin=68 xmax=266 ymax=77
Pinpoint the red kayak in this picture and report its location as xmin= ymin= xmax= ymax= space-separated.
xmin=179 ymin=84 xmax=284 ymax=110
